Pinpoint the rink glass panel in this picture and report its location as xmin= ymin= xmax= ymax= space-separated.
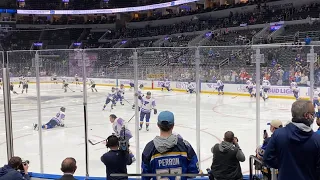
xmin=84 ymin=48 xmax=137 ymax=176
xmin=0 ymin=51 xmax=7 ymax=166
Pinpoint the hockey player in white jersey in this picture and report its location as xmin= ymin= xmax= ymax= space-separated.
xmin=216 ymin=79 xmax=224 ymax=95
xmin=33 ymin=107 xmax=66 ymax=130
xmin=89 ymin=79 xmax=98 ymax=92
xmin=75 ymin=74 xmax=80 ymax=85
xmin=132 ymin=84 xmax=144 ymax=109
xmin=139 ymin=91 xmax=157 ymax=131
xmin=103 ymin=87 xmax=117 ymax=110
xmin=246 ymin=78 xmax=254 ymax=97
xmin=21 ymin=79 xmax=29 ymax=94
xmin=62 ymin=79 xmax=69 ymax=92
xmin=109 ymin=114 xmax=136 ymax=161
xmin=186 ymin=82 xmax=195 ymax=94
xmin=51 ymin=74 xmax=58 ymax=84
xmin=116 ymin=84 xmax=125 ymax=105
xmin=161 ymin=80 xmax=171 ymax=92
xmin=19 ymin=76 xmax=24 ymax=88
xmin=290 ymin=80 xmax=299 ymax=100
xmin=261 ymin=77 xmax=271 ymax=101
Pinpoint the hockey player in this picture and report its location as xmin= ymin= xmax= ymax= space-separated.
xmin=62 ymin=79 xmax=69 ymax=93
xmin=52 ymin=74 xmax=58 ymax=84
xmin=103 ymin=87 xmax=117 ymax=110
xmin=109 ymin=114 xmax=136 ymax=161
xmin=139 ymin=91 xmax=157 ymax=131
xmin=132 ymin=84 xmax=144 ymax=109
xmin=246 ymin=78 xmax=254 ymax=97
xmin=290 ymin=80 xmax=299 ymax=100
xmin=313 ymin=88 xmax=320 ymax=120
xmin=75 ymin=74 xmax=80 ymax=85
xmin=33 ymin=107 xmax=66 ymax=130
xmin=21 ymin=79 xmax=28 ymax=94
xmin=129 ymin=81 xmax=134 ymax=91
xmin=161 ymin=80 xmax=171 ymax=92
xmin=261 ymin=77 xmax=271 ymax=101
xmin=186 ymin=82 xmax=195 ymax=94
xmin=116 ymin=84 xmax=125 ymax=105
xmin=89 ymin=79 xmax=98 ymax=92
xmin=18 ymin=76 xmax=24 ymax=88
xmin=216 ymin=79 xmax=224 ymax=95
xmin=10 ymin=82 xmax=18 ymax=94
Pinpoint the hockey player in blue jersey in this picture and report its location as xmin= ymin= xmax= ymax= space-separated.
xmin=139 ymin=91 xmax=157 ymax=131
xmin=141 ymin=111 xmax=200 ymax=180
xmin=103 ymin=87 xmax=117 ymax=110
xmin=33 ymin=107 xmax=66 ymax=130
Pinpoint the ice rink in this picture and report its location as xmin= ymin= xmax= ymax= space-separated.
xmin=0 ymin=83 xmax=301 ymax=177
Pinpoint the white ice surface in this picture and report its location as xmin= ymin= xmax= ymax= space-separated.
xmin=0 ymin=83 xmax=310 ymax=177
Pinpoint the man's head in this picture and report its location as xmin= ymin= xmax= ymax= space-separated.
xmin=223 ymin=131 xmax=235 ymax=143
xmin=60 ymin=157 xmax=77 ymax=174
xmin=291 ymin=99 xmax=315 ymax=126
xmin=267 ymin=119 xmax=283 ymax=133
xmin=157 ymin=111 xmax=175 ymax=133
xmin=109 ymin=114 xmax=117 ymax=123
xmin=106 ymin=135 xmax=119 ymax=149
xmin=8 ymin=156 xmax=22 ymax=170
xmin=146 ymin=91 xmax=151 ymax=99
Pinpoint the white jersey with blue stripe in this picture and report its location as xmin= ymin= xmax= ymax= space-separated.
xmin=314 ymin=90 xmax=320 ymax=100
xmin=246 ymin=80 xmax=253 ymax=88
xmin=140 ymin=97 xmax=156 ymax=113
xmin=262 ymin=80 xmax=271 ymax=89
xmin=107 ymin=90 xmax=116 ymax=99
xmin=52 ymin=111 xmax=65 ymax=125
xmin=217 ymin=80 xmax=224 ymax=87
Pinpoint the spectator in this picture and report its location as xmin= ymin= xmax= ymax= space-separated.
xmin=305 ymin=36 xmax=311 ymax=45
xmin=210 ymin=131 xmax=245 ymax=180
xmin=58 ymin=157 xmax=77 ymax=180
xmin=101 ymin=135 xmax=133 ymax=180
xmin=256 ymin=120 xmax=283 ymax=180
xmin=0 ymin=156 xmax=30 ymax=180
xmin=316 ymin=118 xmax=320 ymax=134
xmin=264 ymin=99 xmax=320 ymax=180
xmin=141 ymin=111 xmax=200 ymax=180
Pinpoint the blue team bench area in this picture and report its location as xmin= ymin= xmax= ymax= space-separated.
xmin=29 ymin=172 xmax=251 ymax=180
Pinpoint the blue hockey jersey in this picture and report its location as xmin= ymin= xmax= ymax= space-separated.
xmin=141 ymin=134 xmax=200 ymax=180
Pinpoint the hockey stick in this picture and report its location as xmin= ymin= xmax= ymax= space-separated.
xmin=67 ymin=86 xmax=75 ymax=92
xmin=127 ymin=114 xmax=135 ymax=123
xmin=88 ymin=139 xmax=106 ymax=146
xmin=123 ymin=98 xmax=131 ymax=104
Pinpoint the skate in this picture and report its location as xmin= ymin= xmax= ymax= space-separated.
xmin=132 ymin=105 xmax=135 ymax=109
xmin=146 ymin=126 xmax=149 ymax=131
xmin=120 ymin=102 xmax=124 ymax=106
xmin=95 ymin=89 xmax=98 ymax=92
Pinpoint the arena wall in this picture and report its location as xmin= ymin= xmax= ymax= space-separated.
xmin=9 ymin=77 xmax=309 ymax=99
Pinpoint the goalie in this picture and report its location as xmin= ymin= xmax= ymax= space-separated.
xmin=33 ymin=107 xmax=66 ymax=130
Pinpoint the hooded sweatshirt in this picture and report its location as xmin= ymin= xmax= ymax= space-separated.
xmin=141 ymin=134 xmax=199 ymax=180
xmin=210 ymin=141 xmax=245 ymax=180
xmin=0 ymin=165 xmax=30 ymax=180
xmin=263 ymin=122 xmax=320 ymax=180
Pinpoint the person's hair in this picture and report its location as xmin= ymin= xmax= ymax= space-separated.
xmin=157 ymin=122 xmax=174 ymax=132
xmin=291 ymin=99 xmax=312 ymax=119
xmin=61 ymin=157 xmax=77 ymax=174
xmin=224 ymin=131 xmax=234 ymax=143
xmin=274 ymin=125 xmax=283 ymax=129
xmin=106 ymin=135 xmax=119 ymax=148
xmin=8 ymin=156 xmax=22 ymax=169
xmin=110 ymin=114 xmax=117 ymax=119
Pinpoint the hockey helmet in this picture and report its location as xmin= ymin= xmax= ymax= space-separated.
xmin=60 ymin=107 xmax=66 ymax=112
xmin=147 ymin=91 xmax=151 ymax=96
xmin=139 ymin=84 xmax=144 ymax=88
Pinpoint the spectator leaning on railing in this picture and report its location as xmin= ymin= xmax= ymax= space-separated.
xmin=58 ymin=157 xmax=77 ymax=180
xmin=141 ymin=111 xmax=200 ymax=180
xmin=0 ymin=156 xmax=30 ymax=180
xmin=209 ymin=131 xmax=245 ymax=180
xmin=263 ymin=99 xmax=320 ymax=180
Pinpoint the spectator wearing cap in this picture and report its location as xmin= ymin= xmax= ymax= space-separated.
xmin=256 ymin=120 xmax=283 ymax=180
xmin=141 ymin=111 xmax=200 ymax=180
xmin=264 ymin=99 xmax=320 ymax=180
xmin=58 ymin=157 xmax=77 ymax=180
xmin=210 ymin=131 xmax=245 ymax=180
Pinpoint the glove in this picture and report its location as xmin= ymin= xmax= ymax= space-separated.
xmin=138 ymin=96 xmax=142 ymax=100
xmin=154 ymin=109 xmax=158 ymax=115
xmin=138 ymin=107 xmax=141 ymax=111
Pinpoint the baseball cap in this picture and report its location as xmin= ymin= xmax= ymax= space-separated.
xmin=267 ymin=120 xmax=283 ymax=128
xmin=158 ymin=111 xmax=174 ymax=125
